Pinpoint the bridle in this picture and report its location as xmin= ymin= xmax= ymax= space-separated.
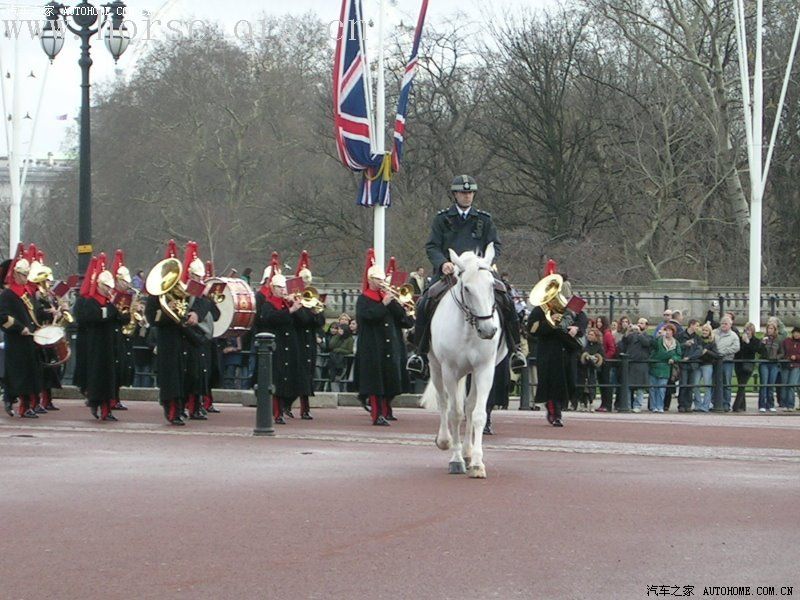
xmin=450 ymin=266 xmax=496 ymax=330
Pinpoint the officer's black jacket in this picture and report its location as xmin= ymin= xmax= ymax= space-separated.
xmin=425 ymin=205 xmax=501 ymax=278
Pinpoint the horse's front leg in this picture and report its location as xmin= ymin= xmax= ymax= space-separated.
xmin=444 ymin=369 xmax=466 ymax=474
xmin=467 ymin=363 xmax=494 ymax=479
xmin=463 ymin=373 xmax=478 ymax=468
xmin=430 ymin=358 xmax=451 ymax=451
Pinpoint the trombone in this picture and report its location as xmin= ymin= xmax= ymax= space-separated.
xmin=297 ymin=286 xmax=325 ymax=314
xmin=378 ymin=281 xmax=416 ymax=317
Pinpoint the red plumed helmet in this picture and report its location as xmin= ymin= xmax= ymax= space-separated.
xmin=544 ymin=259 xmax=558 ymax=276
xmin=4 ymin=242 xmax=25 ymax=284
xmin=181 ymin=241 xmax=200 ymax=283
xmin=111 ymin=249 xmax=125 ymax=277
xmin=385 ymin=256 xmax=397 ymax=278
xmin=88 ymin=252 xmax=107 ymax=299
xmin=164 ymin=239 xmax=179 ymax=259
xmin=79 ymin=256 xmax=98 ymax=298
xmin=25 ymin=243 xmax=39 ymax=264
xmin=205 ymin=260 xmax=214 ymax=279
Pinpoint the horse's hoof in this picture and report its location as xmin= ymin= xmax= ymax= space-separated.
xmin=464 ymin=456 xmax=472 ymax=467
xmin=448 ymin=461 xmax=466 ymax=475
xmin=435 ymin=437 xmax=451 ymax=451
xmin=468 ymin=464 xmax=486 ymax=479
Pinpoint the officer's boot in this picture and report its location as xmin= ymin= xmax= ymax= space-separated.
xmin=406 ymin=295 xmax=430 ymax=377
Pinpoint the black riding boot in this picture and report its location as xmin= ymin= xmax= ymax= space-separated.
xmin=407 ymin=295 xmax=430 ymax=376
xmin=497 ymin=290 xmax=526 ymax=372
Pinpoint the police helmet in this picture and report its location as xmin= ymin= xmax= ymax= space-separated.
xmin=450 ymin=174 xmax=477 ymax=193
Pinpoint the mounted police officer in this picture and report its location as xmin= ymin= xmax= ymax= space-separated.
xmin=406 ymin=174 xmax=526 ymax=376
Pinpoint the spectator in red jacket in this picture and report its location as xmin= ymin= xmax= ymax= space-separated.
xmin=779 ymin=327 xmax=800 ymax=411
xmin=595 ymin=315 xmax=617 ymax=412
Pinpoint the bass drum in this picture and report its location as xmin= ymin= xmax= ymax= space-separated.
xmin=205 ymin=277 xmax=256 ymax=338
xmin=34 ymin=325 xmax=71 ymax=366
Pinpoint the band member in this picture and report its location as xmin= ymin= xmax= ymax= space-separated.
xmin=203 ymin=260 xmax=222 ymax=414
xmin=28 ymin=248 xmax=65 ymax=412
xmin=111 ymin=249 xmax=136 ymax=411
xmin=0 ymin=244 xmax=43 ymax=418
xmin=0 ymin=258 xmax=13 ymax=416
xmin=407 ymin=174 xmax=526 ymax=376
xmin=182 ymin=242 xmax=215 ymax=420
xmin=253 ymin=252 xmax=308 ymax=424
xmin=74 ymin=254 xmax=124 ymax=421
xmin=356 ymin=250 xmax=414 ymax=426
xmin=526 ymin=261 xmax=579 ymax=427
xmin=293 ymin=251 xmax=325 ymax=420
xmin=72 ymin=255 xmax=98 ymax=397
xmin=145 ymin=239 xmax=191 ymax=426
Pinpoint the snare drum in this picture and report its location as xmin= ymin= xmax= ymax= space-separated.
xmin=33 ymin=325 xmax=71 ymax=366
xmin=205 ymin=277 xmax=256 ymax=338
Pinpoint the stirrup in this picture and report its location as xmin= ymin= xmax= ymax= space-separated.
xmin=406 ymin=354 xmax=428 ymax=377
xmin=510 ymin=350 xmax=527 ymax=373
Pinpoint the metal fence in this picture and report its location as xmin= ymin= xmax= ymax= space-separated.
xmin=518 ymin=355 xmax=800 ymax=412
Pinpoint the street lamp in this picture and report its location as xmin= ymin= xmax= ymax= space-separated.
xmin=40 ymin=1 xmax=130 ymax=275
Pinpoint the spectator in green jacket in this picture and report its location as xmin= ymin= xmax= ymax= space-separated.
xmin=649 ymin=323 xmax=682 ymax=413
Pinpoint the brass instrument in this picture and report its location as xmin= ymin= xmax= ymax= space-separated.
xmin=121 ymin=291 xmax=146 ymax=336
xmin=145 ymin=258 xmax=188 ymax=324
xmin=378 ymin=281 xmax=416 ymax=317
xmin=299 ymin=286 xmax=325 ymax=314
xmin=528 ymin=274 xmax=568 ymax=328
xmin=31 ymin=267 xmax=74 ymax=326
xmin=528 ymin=273 xmax=582 ymax=350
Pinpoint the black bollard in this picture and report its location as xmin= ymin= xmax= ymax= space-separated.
xmin=711 ymin=357 xmax=725 ymax=412
xmin=519 ymin=357 xmax=531 ymax=410
xmin=253 ymin=332 xmax=276 ymax=436
xmin=618 ymin=353 xmax=631 ymax=412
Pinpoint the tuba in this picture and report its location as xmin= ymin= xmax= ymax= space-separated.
xmin=145 ymin=258 xmax=188 ymax=324
xmin=528 ymin=273 xmax=582 ymax=350
xmin=528 ymin=274 xmax=568 ymax=328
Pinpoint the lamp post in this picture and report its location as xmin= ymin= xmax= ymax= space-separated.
xmin=40 ymin=1 xmax=130 ymax=275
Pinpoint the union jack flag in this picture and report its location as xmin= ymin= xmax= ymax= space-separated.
xmin=333 ymin=0 xmax=429 ymax=207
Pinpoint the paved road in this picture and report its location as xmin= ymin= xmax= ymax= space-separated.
xmin=1 ymin=402 xmax=798 ymax=600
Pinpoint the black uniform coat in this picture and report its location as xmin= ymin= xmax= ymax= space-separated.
xmin=527 ymin=306 xmax=571 ymax=404
xmin=74 ymin=297 xmax=124 ymax=404
xmin=254 ymin=291 xmax=310 ymax=398
xmin=114 ymin=327 xmax=135 ymax=390
xmin=72 ymin=296 xmax=89 ymax=392
xmin=36 ymin=295 xmax=63 ymax=390
xmin=425 ymin=205 xmax=501 ymax=279
xmin=145 ymin=294 xmax=187 ymax=404
xmin=0 ymin=287 xmax=43 ymax=397
xmin=355 ymin=294 xmax=414 ymax=397
xmin=184 ymin=296 xmax=214 ymax=396
xmin=295 ymin=306 xmax=325 ymax=395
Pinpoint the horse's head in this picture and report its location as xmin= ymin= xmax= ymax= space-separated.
xmin=448 ymin=243 xmax=498 ymax=340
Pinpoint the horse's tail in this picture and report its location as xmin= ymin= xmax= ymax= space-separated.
xmin=421 ymin=377 xmax=468 ymax=411
xmin=421 ymin=381 xmax=439 ymax=410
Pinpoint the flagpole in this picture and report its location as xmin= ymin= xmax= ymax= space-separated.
xmin=748 ymin=0 xmax=763 ymax=327
xmin=8 ymin=28 xmax=22 ymax=256
xmin=373 ymin=0 xmax=386 ymax=268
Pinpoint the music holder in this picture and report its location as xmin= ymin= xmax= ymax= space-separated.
xmin=565 ymin=295 xmax=586 ymax=314
xmin=185 ymin=279 xmax=206 ymax=297
xmin=390 ymin=271 xmax=409 ymax=287
xmin=285 ymin=277 xmax=305 ymax=295
xmin=51 ymin=281 xmax=70 ymax=299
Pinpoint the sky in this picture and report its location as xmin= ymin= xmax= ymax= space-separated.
xmin=0 ymin=0 xmax=558 ymax=159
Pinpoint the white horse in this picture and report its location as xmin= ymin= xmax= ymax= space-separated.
xmin=421 ymin=243 xmax=507 ymax=479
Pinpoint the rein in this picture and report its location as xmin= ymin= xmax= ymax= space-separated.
xmin=450 ymin=267 xmax=496 ymax=330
